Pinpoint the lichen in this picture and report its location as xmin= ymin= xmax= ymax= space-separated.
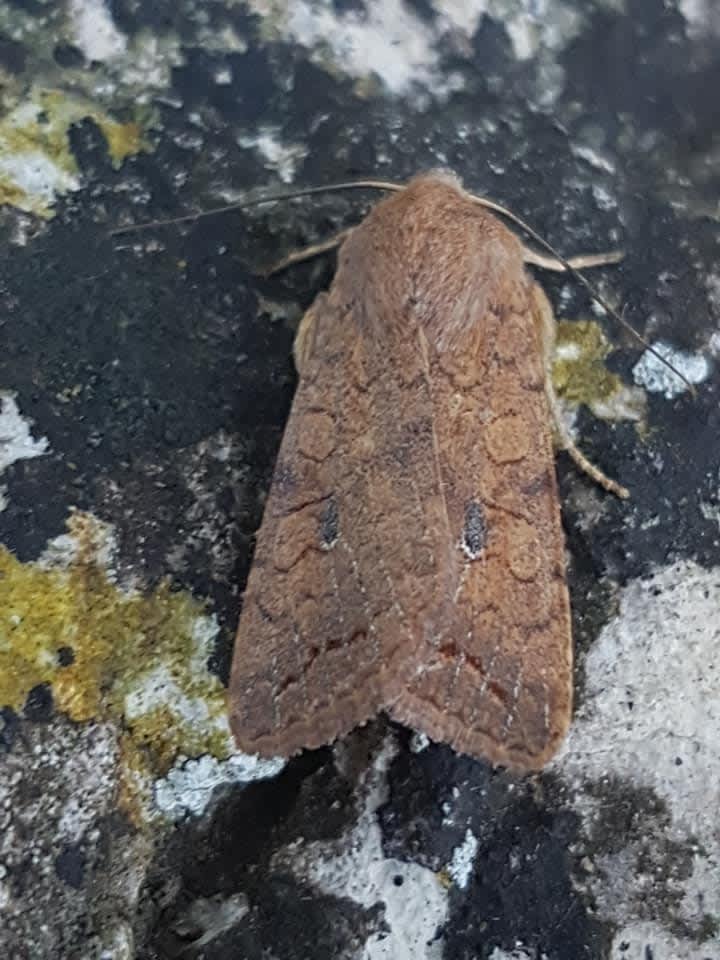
xmin=0 ymin=512 xmax=231 ymax=802
xmin=0 ymin=87 xmax=147 ymax=217
xmin=632 ymin=340 xmax=709 ymax=399
xmin=553 ymin=319 xmax=621 ymax=404
xmin=553 ymin=319 xmax=646 ymax=422
xmin=97 ymin=115 xmax=145 ymax=166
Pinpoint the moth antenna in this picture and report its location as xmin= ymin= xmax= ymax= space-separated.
xmin=107 ymin=180 xmax=404 ymax=236
xmin=110 ymin=176 xmax=696 ymax=398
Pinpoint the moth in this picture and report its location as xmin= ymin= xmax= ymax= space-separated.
xmin=228 ymin=171 xmax=628 ymax=771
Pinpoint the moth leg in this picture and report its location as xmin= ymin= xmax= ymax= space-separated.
xmin=267 ymin=228 xmax=354 ymax=276
xmin=523 ymin=247 xmax=623 ymax=272
xmin=531 ymin=283 xmax=630 ymax=499
xmin=292 ymin=296 xmax=328 ymax=376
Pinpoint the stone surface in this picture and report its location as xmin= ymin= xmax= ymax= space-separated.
xmin=0 ymin=1 xmax=718 ymax=958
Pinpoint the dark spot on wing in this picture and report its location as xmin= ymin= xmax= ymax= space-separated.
xmin=462 ymin=500 xmax=487 ymax=559
xmin=319 ymin=497 xmax=339 ymax=548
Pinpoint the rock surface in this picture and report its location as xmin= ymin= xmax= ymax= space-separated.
xmin=0 ymin=1 xmax=718 ymax=958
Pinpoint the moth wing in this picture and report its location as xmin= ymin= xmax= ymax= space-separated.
xmin=385 ymin=279 xmax=572 ymax=771
xmin=232 ymin=175 xmax=573 ymax=769
xmin=229 ymin=291 xmax=452 ymax=757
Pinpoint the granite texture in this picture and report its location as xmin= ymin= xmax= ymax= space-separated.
xmin=0 ymin=1 xmax=718 ymax=958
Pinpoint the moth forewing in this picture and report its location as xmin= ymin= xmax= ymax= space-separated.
xmin=230 ymin=173 xmax=619 ymax=770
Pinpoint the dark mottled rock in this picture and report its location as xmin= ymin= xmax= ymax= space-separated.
xmin=55 ymin=843 xmax=86 ymax=889
xmin=1 ymin=1 xmax=719 ymax=958
xmin=23 ymin=684 xmax=54 ymax=722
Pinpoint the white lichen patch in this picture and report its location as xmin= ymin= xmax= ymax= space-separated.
xmin=0 ymin=392 xmax=49 ymax=475
xmin=196 ymin=23 xmax=248 ymax=54
xmin=268 ymin=0 xmax=456 ymax=97
xmin=591 ymin=182 xmax=618 ymax=212
xmin=252 ymin=0 xmax=584 ymax=100
xmin=498 ymin=0 xmax=582 ymax=61
xmin=0 ymin=149 xmax=79 ymax=212
xmin=489 ymin=948 xmax=535 ymax=960
xmin=410 ymin=731 xmax=431 ymax=753
xmin=679 ymin=0 xmax=720 ymax=38
xmin=108 ymin=30 xmax=184 ymax=97
xmin=38 ymin=512 xmax=119 ymax=577
xmin=0 ymin=392 xmax=49 ymax=510
xmin=447 ymin=828 xmax=479 ymax=890
xmin=274 ymin=737 xmax=448 ymax=960
xmin=155 ymin=752 xmax=286 ymax=820
xmin=559 ymin=560 xmax=720 ymax=837
xmin=67 ymin=0 xmax=128 ymax=62
xmin=556 ymin=560 xmax=720 ymax=949
xmin=571 ymin=142 xmax=617 ymax=174
xmin=633 ymin=340 xmax=710 ymax=398
xmin=236 ymin=127 xmax=308 ymax=183
xmin=53 ymin=726 xmax=120 ymax=843
xmin=587 ymin=387 xmax=646 ymax=422
xmin=700 ymin=498 xmax=720 ymax=530
xmin=124 ymin=664 xmax=221 ymax=729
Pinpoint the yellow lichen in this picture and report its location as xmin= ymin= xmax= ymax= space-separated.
xmin=0 ymin=512 xmax=231 ymax=787
xmin=553 ymin=319 xmax=646 ymax=422
xmin=99 ymin=119 xmax=145 ymax=165
xmin=117 ymin=733 xmax=155 ymax=824
xmin=0 ymin=87 xmax=148 ymax=216
xmin=553 ymin=320 xmax=620 ymax=405
xmin=0 ymin=179 xmax=33 ymax=209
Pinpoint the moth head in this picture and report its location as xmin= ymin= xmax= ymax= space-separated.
xmin=333 ymin=174 xmax=526 ymax=354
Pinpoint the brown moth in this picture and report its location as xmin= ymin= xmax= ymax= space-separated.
xmin=229 ymin=171 xmax=626 ymax=771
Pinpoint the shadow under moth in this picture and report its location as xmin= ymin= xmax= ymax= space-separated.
xmin=228 ymin=171 xmax=629 ymax=772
